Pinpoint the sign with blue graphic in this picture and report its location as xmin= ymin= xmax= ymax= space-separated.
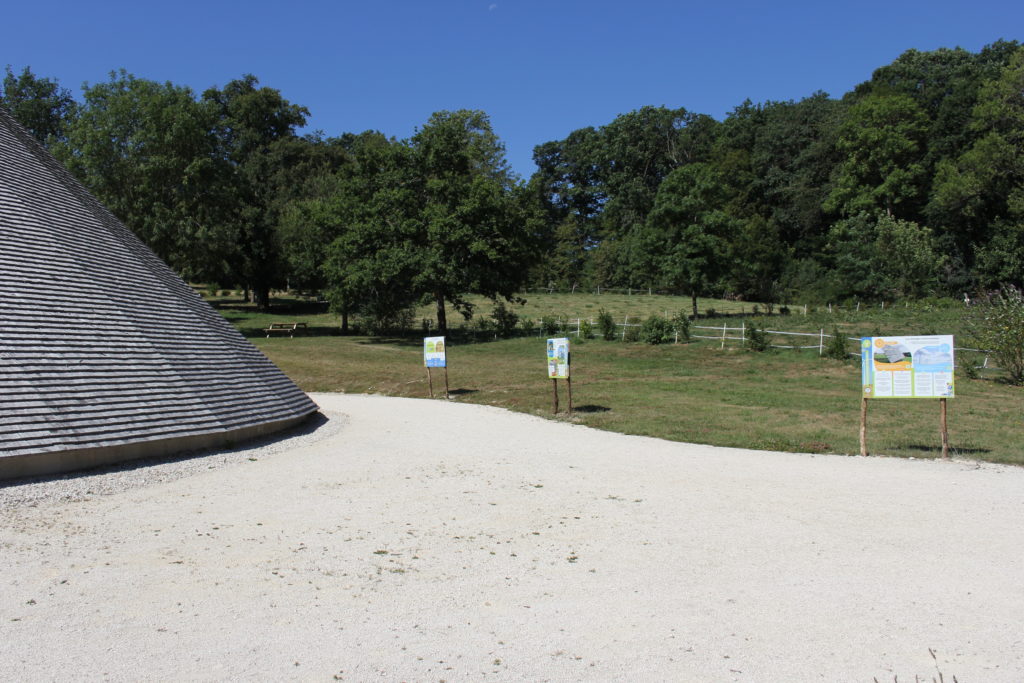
xmin=861 ymin=335 xmax=954 ymax=398
xmin=424 ymin=336 xmax=446 ymax=368
xmin=547 ymin=338 xmax=569 ymax=379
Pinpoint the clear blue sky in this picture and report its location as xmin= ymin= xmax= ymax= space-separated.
xmin=5 ymin=0 xmax=1022 ymax=178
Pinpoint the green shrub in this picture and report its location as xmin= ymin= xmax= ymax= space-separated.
xmin=967 ymin=286 xmax=1024 ymax=384
xmin=597 ymin=308 xmax=617 ymax=341
xmin=823 ymin=326 xmax=849 ymax=361
xmin=519 ymin=317 xmax=537 ymax=336
xmin=640 ymin=315 xmax=675 ymax=345
xmin=746 ymin=321 xmax=770 ymax=352
xmin=705 ymin=307 xmax=717 ymax=318
xmin=541 ymin=315 xmax=561 ymax=336
xmin=580 ymin=318 xmax=595 ymax=340
xmin=671 ymin=310 xmax=690 ymax=342
xmin=491 ymin=301 xmax=520 ymax=338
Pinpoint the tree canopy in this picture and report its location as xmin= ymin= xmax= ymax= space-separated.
xmin=6 ymin=40 xmax=1024 ymax=321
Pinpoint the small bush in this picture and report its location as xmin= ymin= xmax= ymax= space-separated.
xmin=752 ymin=304 xmax=760 ymax=315
xmin=641 ymin=315 xmax=675 ymax=345
xmin=540 ymin=315 xmax=561 ymax=336
xmin=705 ymin=307 xmax=717 ymax=318
xmin=519 ymin=317 xmax=536 ymax=336
xmin=580 ymin=318 xmax=595 ymax=339
xmin=491 ymin=301 xmax=519 ymax=338
xmin=823 ymin=327 xmax=849 ymax=361
xmin=779 ymin=306 xmax=791 ymax=316
xmin=671 ymin=310 xmax=690 ymax=342
xmin=960 ymin=360 xmax=980 ymax=380
xmin=967 ymin=286 xmax=1024 ymax=384
xmin=623 ymin=317 xmax=641 ymax=342
xmin=597 ymin=308 xmax=617 ymax=341
xmin=746 ymin=321 xmax=770 ymax=352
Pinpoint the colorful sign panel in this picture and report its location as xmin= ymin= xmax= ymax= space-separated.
xmin=547 ymin=337 xmax=570 ymax=379
xmin=424 ymin=336 xmax=446 ymax=368
xmin=861 ymin=335 xmax=954 ymax=399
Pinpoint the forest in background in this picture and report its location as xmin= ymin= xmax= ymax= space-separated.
xmin=3 ymin=40 xmax=1023 ymax=330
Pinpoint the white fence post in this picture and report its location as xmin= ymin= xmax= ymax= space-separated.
xmin=819 ymin=329 xmax=824 ymax=355
xmin=622 ymin=316 xmax=627 ymax=341
xmin=741 ymin=320 xmax=746 ymax=348
xmin=720 ymin=323 xmax=727 ymax=349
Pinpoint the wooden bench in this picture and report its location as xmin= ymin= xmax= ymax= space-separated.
xmin=263 ymin=322 xmax=308 ymax=338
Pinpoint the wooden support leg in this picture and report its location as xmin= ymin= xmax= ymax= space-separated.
xmin=426 ymin=367 xmax=434 ymax=399
xmin=552 ymin=378 xmax=559 ymax=414
xmin=940 ymin=398 xmax=949 ymax=460
xmin=860 ymin=397 xmax=868 ymax=457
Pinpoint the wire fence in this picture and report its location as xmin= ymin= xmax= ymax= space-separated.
xmin=522 ymin=316 xmax=993 ymax=368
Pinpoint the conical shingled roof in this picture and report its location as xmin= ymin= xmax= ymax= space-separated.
xmin=0 ymin=106 xmax=318 ymax=479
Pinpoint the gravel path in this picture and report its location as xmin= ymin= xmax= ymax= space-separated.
xmin=2 ymin=393 xmax=1022 ymax=682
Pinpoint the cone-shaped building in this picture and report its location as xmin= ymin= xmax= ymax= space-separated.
xmin=0 ymin=106 xmax=318 ymax=479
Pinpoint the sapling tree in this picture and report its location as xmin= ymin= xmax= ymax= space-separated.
xmin=966 ymin=285 xmax=1024 ymax=384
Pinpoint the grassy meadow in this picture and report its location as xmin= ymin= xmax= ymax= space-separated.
xmin=204 ymin=289 xmax=1023 ymax=465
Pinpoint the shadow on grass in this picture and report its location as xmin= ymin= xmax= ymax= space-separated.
xmin=239 ymin=326 xmax=343 ymax=338
xmin=904 ymin=443 xmax=992 ymax=454
xmin=449 ymin=388 xmax=479 ymax=396
xmin=573 ymin=404 xmax=611 ymax=413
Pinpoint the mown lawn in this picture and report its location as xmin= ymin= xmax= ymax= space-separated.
xmin=253 ymin=333 xmax=1024 ymax=466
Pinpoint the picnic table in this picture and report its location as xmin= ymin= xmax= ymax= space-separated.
xmin=263 ymin=322 xmax=308 ymax=338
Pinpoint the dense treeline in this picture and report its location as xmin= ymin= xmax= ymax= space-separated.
xmin=2 ymin=40 xmax=1023 ymax=329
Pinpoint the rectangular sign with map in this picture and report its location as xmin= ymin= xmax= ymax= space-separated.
xmin=861 ymin=335 xmax=954 ymax=399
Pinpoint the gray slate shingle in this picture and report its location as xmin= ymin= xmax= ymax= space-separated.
xmin=0 ymin=106 xmax=318 ymax=462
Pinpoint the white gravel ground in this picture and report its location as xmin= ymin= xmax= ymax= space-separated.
xmin=1 ymin=393 xmax=1023 ymax=682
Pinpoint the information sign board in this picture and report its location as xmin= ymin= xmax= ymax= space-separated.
xmin=424 ymin=336 xmax=446 ymax=368
xmin=547 ymin=338 xmax=570 ymax=379
xmin=861 ymin=335 xmax=954 ymax=398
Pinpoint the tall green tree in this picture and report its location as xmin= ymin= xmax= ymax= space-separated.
xmin=411 ymin=109 xmax=539 ymax=332
xmin=203 ymin=75 xmax=309 ymax=309
xmin=929 ymin=47 xmax=1024 ymax=284
xmin=54 ymin=70 xmax=230 ymax=280
xmin=1 ymin=65 xmax=78 ymax=145
xmin=825 ymin=93 xmax=928 ymax=219
xmin=643 ymin=163 xmax=739 ymax=317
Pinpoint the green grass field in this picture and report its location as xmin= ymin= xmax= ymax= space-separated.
xmin=205 ymin=289 xmax=1022 ymax=465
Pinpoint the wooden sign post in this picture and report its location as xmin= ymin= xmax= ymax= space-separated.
xmin=424 ymin=336 xmax=448 ymax=399
xmin=860 ymin=336 xmax=955 ymax=459
xmin=940 ymin=397 xmax=949 ymax=459
xmin=860 ymin=396 xmax=868 ymax=456
xmin=547 ymin=337 xmax=571 ymax=414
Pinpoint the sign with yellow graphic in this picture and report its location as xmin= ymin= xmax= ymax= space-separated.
xmin=861 ymin=336 xmax=954 ymax=398
xmin=424 ymin=336 xmax=446 ymax=368
xmin=547 ymin=338 xmax=569 ymax=379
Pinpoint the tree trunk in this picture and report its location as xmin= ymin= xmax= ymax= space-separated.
xmin=254 ymin=284 xmax=270 ymax=312
xmin=691 ymin=292 xmax=698 ymax=319
xmin=435 ymin=293 xmax=447 ymax=335
xmin=340 ymin=305 xmax=349 ymax=335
